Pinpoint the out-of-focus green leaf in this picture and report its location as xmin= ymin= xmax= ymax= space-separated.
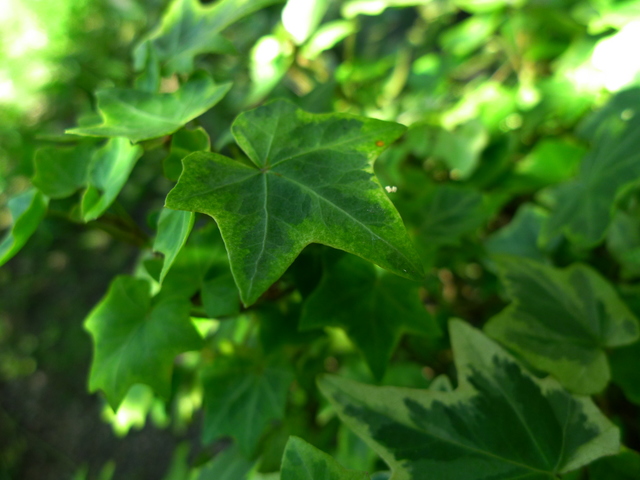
xmin=197 ymin=445 xmax=255 ymax=480
xmin=201 ymin=357 xmax=294 ymax=454
xmin=301 ymin=21 xmax=357 ymax=60
xmin=341 ymin=0 xmax=425 ymax=18
xmin=84 ymin=275 xmax=202 ymax=409
xmin=0 ymin=188 xmax=48 ymax=267
xmin=32 ymin=144 xmax=93 ymax=198
xmin=81 ymin=138 xmax=144 ymax=222
xmin=610 ymin=340 xmax=640 ymax=405
xmin=485 ymin=256 xmax=639 ymax=394
xmin=432 ymin=121 xmax=488 ymax=179
xmin=166 ymin=100 xmax=422 ymax=306
xmin=484 ymin=204 xmax=551 ymax=263
xmin=247 ymin=35 xmax=294 ymax=105
xmin=201 ymin=271 xmax=241 ymax=318
xmin=134 ymin=42 xmax=161 ymax=93
xmin=134 ymin=0 xmax=283 ymax=75
xmin=163 ymin=127 xmax=211 ymax=181
xmin=606 ymin=210 xmax=640 ymax=279
xmin=514 ymin=139 xmax=586 ymax=187
xmin=153 ymin=208 xmax=195 ymax=283
xmin=67 ymin=73 xmax=231 ymax=143
xmin=439 ymin=14 xmax=500 ymax=57
xmin=319 ymin=320 xmax=620 ymax=480
xmin=281 ymin=436 xmax=370 ymax=480
xmin=413 ymin=185 xmax=490 ymax=246
xmin=301 ymin=252 xmax=440 ymax=380
xmin=282 ymin=0 xmax=329 ymax=45
xmin=542 ymin=101 xmax=640 ymax=247
xmin=589 ymin=450 xmax=640 ymax=479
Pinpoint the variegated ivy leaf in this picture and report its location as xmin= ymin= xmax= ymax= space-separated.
xmin=67 ymin=72 xmax=231 ymax=143
xmin=166 ymin=99 xmax=422 ymax=306
xmin=319 ymin=320 xmax=620 ymax=480
xmin=485 ymin=256 xmax=639 ymax=394
xmin=133 ymin=0 xmax=283 ymax=75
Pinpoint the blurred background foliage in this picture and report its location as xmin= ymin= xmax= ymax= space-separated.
xmin=2 ymin=0 xmax=640 ymax=478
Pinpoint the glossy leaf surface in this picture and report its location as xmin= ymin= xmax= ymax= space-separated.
xmin=67 ymin=73 xmax=231 ymax=143
xmin=134 ymin=0 xmax=283 ymax=75
xmin=201 ymin=357 xmax=293 ymax=454
xmin=319 ymin=320 xmax=620 ymax=480
xmin=0 ymin=189 xmax=48 ymax=267
xmin=166 ymin=100 xmax=421 ymax=306
xmin=485 ymin=256 xmax=639 ymax=394
xmin=300 ymin=252 xmax=439 ymax=380
xmin=84 ymin=276 xmax=202 ymax=408
xmin=281 ymin=436 xmax=370 ymax=480
xmin=81 ymin=138 xmax=144 ymax=221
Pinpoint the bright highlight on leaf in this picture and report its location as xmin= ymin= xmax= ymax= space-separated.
xmin=66 ymin=72 xmax=231 ymax=143
xmin=319 ymin=320 xmax=620 ymax=480
xmin=281 ymin=436 xmax=370 ymax=480
xmin=300 ymin=252 xmax=440 ymax=380
xmin=84 ymin=275 xmax=202 ymax=409
xmin=166 ymin=99 xmax=422 ymax=306
xmin=485 ymin=256 xmax=640 ymax=394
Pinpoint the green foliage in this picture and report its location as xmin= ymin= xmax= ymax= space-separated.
xmin=4 ymin=0 xmax=640 ymax=478
xmin=319 ymin=320 xmax=619 ymax=480
xmin=166 ymin=99 xmax=422 ymax=305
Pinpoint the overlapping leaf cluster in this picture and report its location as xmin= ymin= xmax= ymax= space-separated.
xmin=3 ymin=0 xmax=640 ymax=478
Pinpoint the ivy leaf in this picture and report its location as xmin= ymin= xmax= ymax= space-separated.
xmin=589 ymin=450 xmax=640 ymax=480
xmin=166 ymin=99 xmax=421 ymax=306
xmin=542 ymin=104 xmax=640 ymax=247
xmin=153 ymin=208 xmax=196 ymax=283
xmin=196 ymin=445 xmax=255 ymax=480
xmin=610 ymin=341 xmax=640 ymax=405
xmin=319 ymin=320 xmax=620 ymax=480
xmin=0 ymin=189 xmax=48 ymax=267
xmin=201 ymin=272 xmax=241 ymax=318
xmin=201 ymin=357 xmax=294 ymax=454
xmin=32 ymin=143 xmax=93 ymax=198
xmin=81 ymin=138 xmax=144 ymax=222
xmin=134 ymin=0 xmax=283 ymax=75
xmin=84 ymin=276 xmax=202 ymax=409
xmin=164 ymin=127 xmax=211 ymax=181
xmin=485 ymin=256 xmax=639 ymax=394
xmin=300 ymin=252 xmax=440 ymax=380
xmin=67 ymin=72 xmax=231 ymax=143
xmin=281 ymin=436 xmax=370 ymax=480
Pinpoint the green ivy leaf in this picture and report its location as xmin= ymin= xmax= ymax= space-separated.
xmin=166 ymin=99 xmax=421 ymax=306
xmin=32 ymin=143 xmax=93 ymax=198
xmin=84 ymin=275 xmax=202 ymax=409
xmin=67 ymin=72 xmax=231 ymax=143
xmin=0 ymin=188 xmax=48 ymax=267
xmin=589 ymin=450 xmax=640 ymax=480
xmin=134 ymin=0 xmax=283 ymax=75
xmin=81 ymin=138 xmax=144 ymax=222
xmin=153 ymin=208 xmax=196 ymax=283
xmin=300 ymin=252 xmax=440 ymax=380
xmin=281 ymin=436 xmax=370 ymax=480
xmin=485 ymin=256 xmax=639 ymax=394
xmin=542 ymin=107 xmax=640 ymax=247
xmin=484 ymin=203 xmax=551 ymax=263
xmin=610 ymin=341 xmax=640 ymax=405
xmin=201 ymin=357 xmax=294 ymax=455
xmin=163 ymin=127 xmax=211 ymax=181
xmin=201 ymin=272 xmax=241 ymax=318
xmin=319 ymin=320 xmax=620 ymax=480
xmin=196 ymin=445 xmax=255 ymax=480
